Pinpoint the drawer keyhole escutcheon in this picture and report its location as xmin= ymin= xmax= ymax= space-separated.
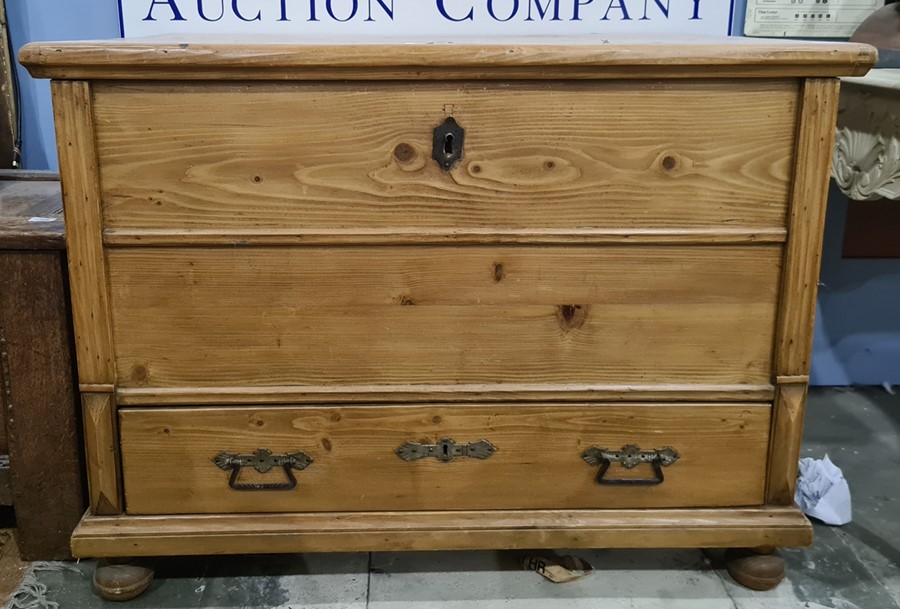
xmin=213 ymin=448 xmax=313 ymax=491
xmin=396 ymin=438 xmax=496 ymax=463
xmin=432 ymin=117 xmax=465 ymax=171
xmin=582 ymin=444 xmax=679 ymax=486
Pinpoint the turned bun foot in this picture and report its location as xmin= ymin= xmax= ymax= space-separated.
xmin=724 ymin=547 xmax=785 ymax=591
xmin=93 ymin=558 xmax=154 ymax=602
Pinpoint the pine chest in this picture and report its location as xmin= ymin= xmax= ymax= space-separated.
xmin=20 ymin=37 xmax=875 ymax=560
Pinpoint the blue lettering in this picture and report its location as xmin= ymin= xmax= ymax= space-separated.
xmin=198 ymin=0 xmax=225 ymax=21
xmin=572 ymin=0 xmax=592 ymax=21
xmin=640 ymin=0 xmax=668 ymax=20
xmin=436 ymin=0 xmax=474 ymax=21
xmin=279 ymin=0 xmax=289 ymax=20
xmin=690 ymin=0 xmax=700 ymax=19
xmin=326 ymin=0 xmax=358 ymax=20
xmin=232 ymin=0 xmax=261 ymax=20
xmin=525 ymin=0 xmax=560 ymax=21
xmin=309 ymin=0 xmax=320 ymax=21
xmin=143 ymin=0 xmax=186 ymax=21
xmin=487 ymin=0 xmax=518 ymax=21
xmin=365 ymin=0 xmax=394 ymax=21
xmin=601 ymin=0 xmax=631 ymax=20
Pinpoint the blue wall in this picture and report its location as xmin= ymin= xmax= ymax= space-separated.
xmin=9 ymin=0 xmax=900 ymax=385
xmin=7 ymin=0 xmax=120 ymax=170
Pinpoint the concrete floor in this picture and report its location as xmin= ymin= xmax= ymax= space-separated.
xmin=2 ymin=387 xmax=898 ymax=609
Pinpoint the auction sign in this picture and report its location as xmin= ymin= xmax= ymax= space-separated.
xmin=118 ymin=0 xmax=736 ymax=37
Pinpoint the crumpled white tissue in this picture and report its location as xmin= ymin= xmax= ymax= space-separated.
xmin=795 ymin=455 xmax=852 ymax=526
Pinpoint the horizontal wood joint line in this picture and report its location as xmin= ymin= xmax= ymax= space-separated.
xmin=80 ymin=383 xmax=116 ymax=394
xmin=102 ymin=228 xmax=788 ymax=247
xmin=775 ymin=375 xmax=809 ymax=385
xmin=24 ymin=66 xmax=871 ymax=82
xmin=0 ymin=234 xmax=66 ymax=250
xmin=76 ymin=506 xmax=811 ymax=531
xmin=115 ymin=384 xmax=776 ymax=406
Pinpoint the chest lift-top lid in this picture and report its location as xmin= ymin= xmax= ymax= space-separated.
xmin=19 ymin=35 xmax=876 ymax=81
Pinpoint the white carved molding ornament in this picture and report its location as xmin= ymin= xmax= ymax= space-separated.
xmin=833 ymin=73 xmax=900 ymax=202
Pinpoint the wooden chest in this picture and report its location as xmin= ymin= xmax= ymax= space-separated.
xmin=20 ymin=37 xmax=875 ymax=558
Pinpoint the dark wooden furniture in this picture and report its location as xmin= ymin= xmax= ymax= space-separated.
xmin=0 ymin=169 xmax=84 ymax=560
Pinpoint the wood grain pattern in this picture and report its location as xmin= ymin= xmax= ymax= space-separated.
xmin=0 ymin=313 xmax=8 ymax=503
xmin=80 ymin=383 xmax=115 ymax=393
xmin=776 ymin=78 xmax=842 ymax=377
xmin=109 ymin=245 xmax=781 ymax=306
xmin=112 ymin=308 xmax=773 ymax=387
xmin=93 ymin=81 xmax=796 ymax=232
xmin=70 ymin=506 xmax=813 ymax=558
xmin=768 ymin=79 xmax=842 ymax=505
xmin=0 ymin=173 xmax=64 ymax=250
xmin=102 ymin=227 xmax=788 ymax=247
xmin=115 ymin=384 xmax=777 ymax=406
xmin=18 ymin=38 xmax=877 ymax=81
xmin=0 ymin=335 xmax=7 ymax=458
xmin=0 ymin=466 xmax=11 ymax=505
xmin=119 ymin=404 xmax=771 ymax=514
xmin=767 ymin=383 xmax=809 ymax=504
xmin=0 ymin=252 xmax=83 ymax=558
xmin=108 ymin=245 xmax=780 ymax=389
xmin=51 ymin=81 xmax=115 ymax=385
xmin=82 ymin=392 xmax=122 ymax=515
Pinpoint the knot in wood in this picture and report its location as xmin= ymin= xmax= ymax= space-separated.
xmin=557 ymin=304 xmax=588 ymax=330
xmin=393 ymin=143 xmax=416 ymax=164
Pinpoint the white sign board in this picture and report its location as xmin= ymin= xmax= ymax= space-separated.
xmin=118 ymin=0 xmax=735 ymax=38
xmin=744 ymin=0 xmax=883 ymax=38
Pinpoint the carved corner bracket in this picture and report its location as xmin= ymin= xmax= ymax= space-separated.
xmin=833 ymin=78 xmax=900 ymax=201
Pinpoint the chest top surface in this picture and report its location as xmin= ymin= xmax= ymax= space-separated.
xmin=19 ymin=35 xmax=876 ymax=81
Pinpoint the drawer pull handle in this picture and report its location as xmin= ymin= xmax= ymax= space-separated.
xmin=432 ymin=117 xmax=465 ymax=171
xmin=581 ymin=444 xmax=679 ymax=486
xmin=396 ymin=438 xmax=496 ymax=463
xmin=213 ymin=448 xmax=313 ymax=491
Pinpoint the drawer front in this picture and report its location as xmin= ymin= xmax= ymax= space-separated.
xmin=120 ymin=403 xmax=771 ymax=515
xmin=108 ymin=245 xmax=781 ymax=389
xmin=93 ymin=80 xmax=796 ymax=233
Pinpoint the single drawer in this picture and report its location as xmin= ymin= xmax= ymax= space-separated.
xmin=120 ymin=403 xmax=771 ymax=515
xmin=108 ymin=245 xmax=781 ymax=390
xmin=93 ymin=80 xmax=797 ymax=234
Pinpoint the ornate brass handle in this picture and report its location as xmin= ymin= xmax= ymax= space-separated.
xmin=213 ymin=449 xmax=312 ymax=491
xmin=396 ymin=438 xmax=496 ymax=463
xmin=581 ymin=444 xmax=679 ymax=485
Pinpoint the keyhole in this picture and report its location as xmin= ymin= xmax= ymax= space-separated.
xmin=443 ymin=133 xmax=454 ymax=155
xmin=432 ymin=117 xmax=464 ymax=171
xmin=442 ymin=443 xmax=450 ymax=457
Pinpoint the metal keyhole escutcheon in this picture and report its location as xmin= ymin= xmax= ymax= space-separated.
xmin=433 ymin=117 xmax=465 ymax=171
